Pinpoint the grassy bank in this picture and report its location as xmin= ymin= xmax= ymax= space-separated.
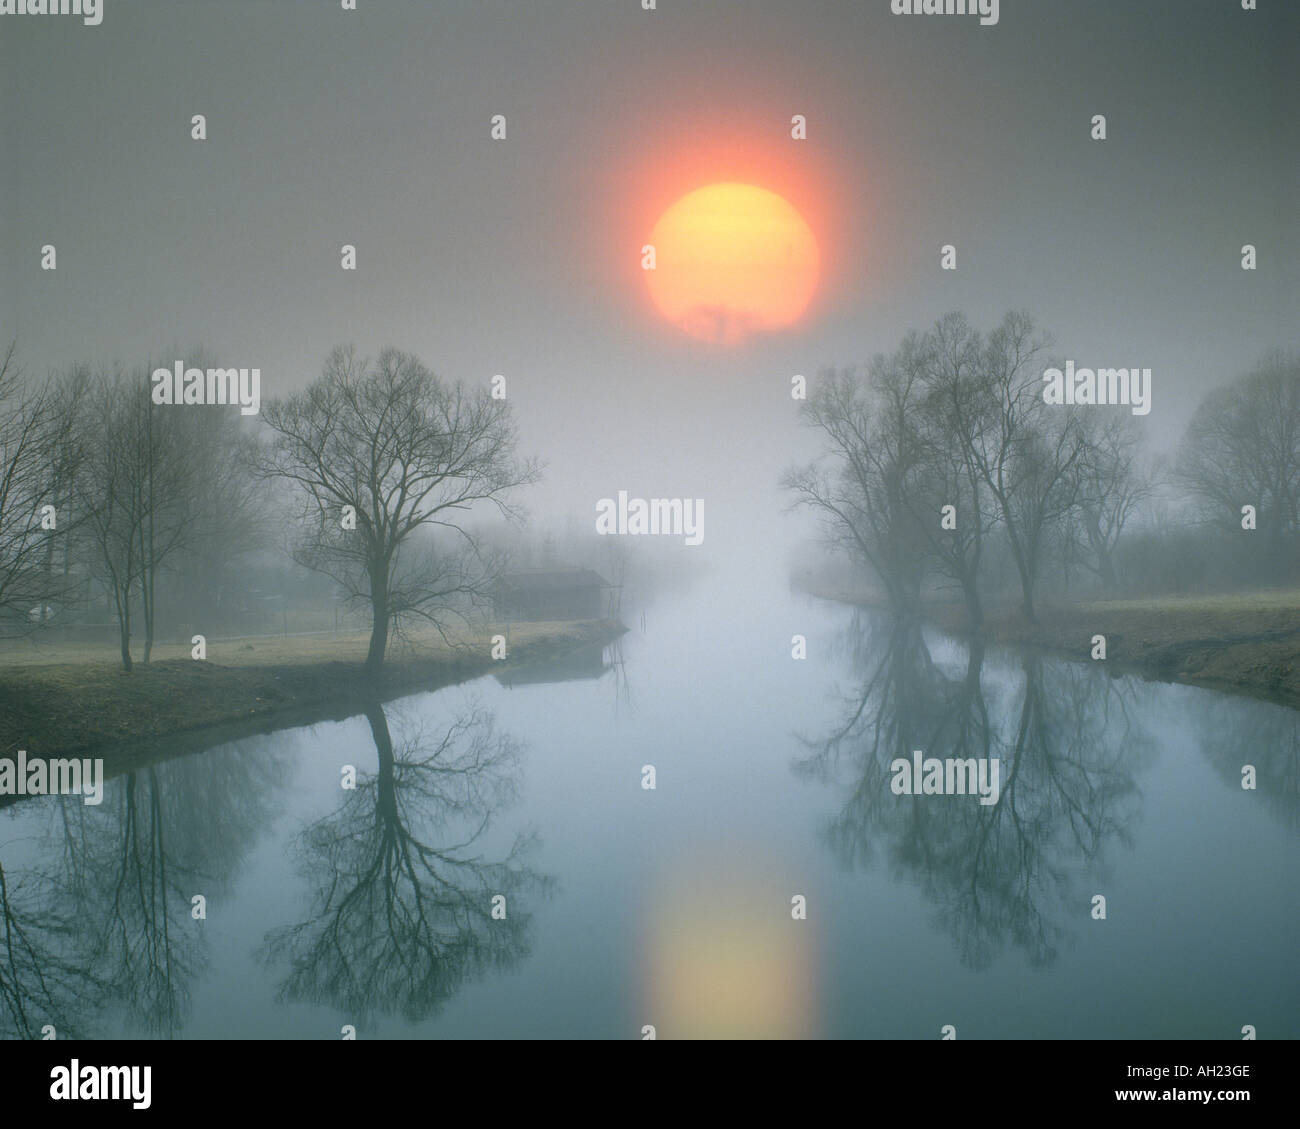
xmin=0 ymin=619 xmax=626 ymax=760
xmin=802 ymin=582 xmax=1300 ymax=707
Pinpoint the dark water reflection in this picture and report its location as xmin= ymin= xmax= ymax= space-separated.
xmin=798 ymin=613 xmax=1153 ymax=970
xmin=1 ymin=742 xmax=290 ymax=1038
xmin=258 ymin=701 xmax=547 ymax=1025
xmin=2 ymin=581 xmax=1297 ymax=1038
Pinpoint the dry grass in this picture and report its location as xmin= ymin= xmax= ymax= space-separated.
xmin=1081 ymin=589 xmax=1300 ymax=615
xmin=0 ymin=619 xmax=564 ymax=670
xmin=0 ymin=618 xmax=625 ymax=758
xmin=929 ymin=589 xmax=1300 ymax=706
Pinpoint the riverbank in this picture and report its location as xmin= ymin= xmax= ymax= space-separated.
xmin=0 ymin=618 xmax=627 ymax=760
xmin=802 ymin=582 xmax=1300 ymax=707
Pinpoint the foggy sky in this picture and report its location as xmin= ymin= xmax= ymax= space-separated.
xmin=3 ymin=0 xmax=1296 ymax=570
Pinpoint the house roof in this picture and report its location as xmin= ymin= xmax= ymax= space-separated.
xmin=498 ymin=567 xmax=609 ymax=592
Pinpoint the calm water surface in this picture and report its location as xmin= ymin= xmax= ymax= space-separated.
xmin=2 ymin=572 xmax=1297 ymax=1039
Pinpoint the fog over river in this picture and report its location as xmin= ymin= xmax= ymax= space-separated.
xmin=1 ymin=567 xmax=1295 ymax=1040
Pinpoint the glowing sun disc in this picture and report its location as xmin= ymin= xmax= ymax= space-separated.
xmin=645 ymin=182 xmax=819 ymax=345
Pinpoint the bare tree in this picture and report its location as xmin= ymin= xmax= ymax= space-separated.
xmin=256 ymin=345 xmax=540 ymax=672
xmin=916 ymin=313 xmax=997 ymax=627
xmin=1069 ymin=411 xmax=1153 ymax=591
xmin=134 ymin=372 xmax=195 ymax=662
xmin=0 ymin=345 xmax=89 ymax=635
xmin=1177 ymin=350 xmax=1300 ymax=557
xmin=78 ymin=372 xmax=145 ymax=669
xmin=788 ymin=313 xmax=1108 ymax=622
xmin=146 ymin=353 xmax=267 ymax=654
xmin=955 ymin=312 xmax=1083 ymax=622
xmin=783 ymin=355 xmax=932 ymax=614
xmin=77 ymin=370 xmax=197 ymax=670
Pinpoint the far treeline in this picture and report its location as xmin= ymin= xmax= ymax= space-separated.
xmin=2 ymin=317 xmax=1296 ymax=671
xmin=0 ymin=342 xmax=538 ymax=673
xmin=784 ymin=311 xmax=1300 ymax=625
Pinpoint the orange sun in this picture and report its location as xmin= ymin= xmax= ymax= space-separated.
xmin=645 ymin=182 xmax=819 ymax=345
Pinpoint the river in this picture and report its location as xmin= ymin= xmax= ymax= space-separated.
xmin=1 ymin=570 xmax=1296 ymax=1039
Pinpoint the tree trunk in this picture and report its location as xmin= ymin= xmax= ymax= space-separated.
xmin=1020 ymin=586 xmax=1037 ymax=623
xmin=1084 ymin=510 xmax=1118 ymax=591
xmin=365 ymin=561 xmax=390 ymax=673
xmin=1009 ymin=540 xmax=1037 ymax=622
xmin=1097 ymin=550 xmax=1117 ymax=591
xmin=143 ymin=402 xmax=155 ymax=664
xmin=962 ymin=573 xmax=983 ymax=630
xmin=118 ymin=582 xmax=133 ymax=671
xmin=141 ymin=568 xmax=154 ymax=664
xmin=364 ymin=702 xmax=397 ymax=823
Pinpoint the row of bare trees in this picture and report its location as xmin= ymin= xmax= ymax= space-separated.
xmin=0 ymin=353 xmax=266 ymax=669
xmin=0 ymin=342 xmax=538 ymax=673
xmin=77 ymin=361 xmax=264 ymax=668
xmin=786 ymin=311 xmax=1296 ymax=623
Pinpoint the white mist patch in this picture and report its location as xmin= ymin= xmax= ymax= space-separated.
xmin=595 ymin=490 xmax=704 ymax=546
xmin=151 ymin=361 xmax=261 ymax=415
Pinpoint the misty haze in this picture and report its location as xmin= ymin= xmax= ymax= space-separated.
xmin=1 ymin=0 xmax=1296 ymax=1052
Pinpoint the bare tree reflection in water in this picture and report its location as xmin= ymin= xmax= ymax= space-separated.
xmin=259 ymin=700 xmax=550 ymax=1025
xmin=0 ymin=856 xmax=107 ymax=1039
xmin=0 ymin=741 xmax=291 ymax=1038
xmin=608 ymin=635 xmax=634 ymax=718
xmin=797 ymin=612 xmax=1155 ymax=968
